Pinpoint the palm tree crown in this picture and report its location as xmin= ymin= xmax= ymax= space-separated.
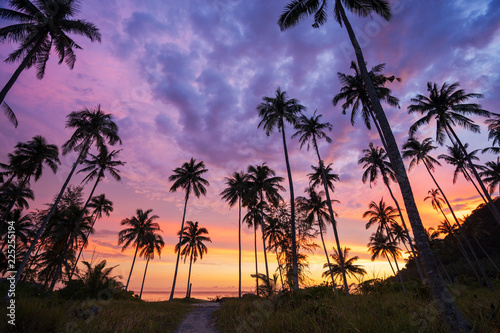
xmin=402 ymin=137 xmax=441 ymax=172
xmin=408 ymin=82 xmax=491 ymax=145
xmin=169 ymin=158 xmax=209 ymax=200
xmin=358 ymin=142 xmax=395 ymax=187
xmin=333 ymin=61 xmax=400 ymax=130
xmin=0 ymin=0 xmax=102 ymax=125
xmin=292 ymin=110 xmax=332 ymax=151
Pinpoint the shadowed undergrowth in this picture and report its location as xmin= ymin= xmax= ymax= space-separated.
xmin=214 ymin=284 xmax=500 ymax=333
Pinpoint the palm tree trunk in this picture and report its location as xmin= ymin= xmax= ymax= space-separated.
xmin=238 ymin=197 xmax=242 ymax=298
xmin=139 ymin=258 xmax=150 ymax=300
xmin=318 ymin=221 xmax=338 ymax=296
xmin=337 ymin=4 xmax=471 ymax=331
xmin=259 ymin=193 xmax=270 ymax=281
xmin=436 ymin=255 xmax=453 ymax=284
xmin=186 ymin=252 xmax=194 ymax=298
xmin=473 ymin=236 xmax=500 ymax=273
xmin=125 ymin=244 xmax=139 ymax=291
xmin=383 ymin=177 xmax=425 ymax=282
xmin=281 ymin=125 xmax=298 ymax=288
xmin=9 ymin=145 xmax=87 ymax=295
xmin=254 ymin=220 xmax=259 ymax=295
xmin=313 ymin=141 xmax=349 ymax=295
xmin=69 ymin=213 xmax=99 ymax=279
xmin=48 ymin=176 xmax=101 ymax=292
xmin=447 ymin=125 xmax=500 ymax=227
xmin=386 ymin=255 xmax=396 ymax=277
xmin=275 ymin=250 xmax=284 ymax=289
xmin=169 ymin=193 xmax=189 ymax=301
xmin=0 ymin=37 xmax=46 ymax=106
xmin=384 ymin=225 xmax=406 ymax=292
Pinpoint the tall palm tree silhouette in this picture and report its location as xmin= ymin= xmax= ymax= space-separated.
xmin=1 ymin=135 xmax=59 ymax=224
xmin=246 ymin=163 xmax=284 ymax=282
xmin=0 ymin=0 xmax=101 ymax=126
xmin=168 ymin=158 xmax=209 ymax=301
xmin=278 ymin=1 xmax=468 ymax=328
xmin=175 ymin=221 xmax=211 ymax=298
xmin=293 ymin=111 xmax=349 ymax=294
xmin=12 ymin=106 xmax=120 ymax=288
xmin=220 ymin=171 xmax=249 ymax=298
xmin=139 ymin=231 xmax=164 ymax=300
xmin=257 ymin=87 xmax=305 ymax=288
xmin=118 ymin=209 xmax=161 ymax=291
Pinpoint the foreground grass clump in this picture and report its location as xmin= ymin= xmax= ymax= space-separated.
xmin=215 ymin=284 xmax=500 ymax=332
xmin=2 ymin=296 xmax=195 ymax=333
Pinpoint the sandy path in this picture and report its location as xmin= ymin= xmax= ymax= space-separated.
xmin=174 ymin=302 xmax=221 ymax=333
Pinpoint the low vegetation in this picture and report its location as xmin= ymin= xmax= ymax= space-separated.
xmin=214 ymin=283 xmax=500 ymax=333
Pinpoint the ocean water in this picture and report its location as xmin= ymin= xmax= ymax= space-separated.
xmin=140 ymin=290 xmax=250 ymax=301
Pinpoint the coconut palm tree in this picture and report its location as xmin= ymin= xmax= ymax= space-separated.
xmin=257 ymin=87 xmax=305 ymax=288
xmin=293 ymin=111 xmax=349 ymax=294
xmin=69 ymin=194 xmax=113 ymax=279
xmin=1 ymin=135 xmax=59 ymax=224
xmin=139 ymin=232 xmax=164 ymax=300
xmin=359 ymin=143 xmax=423 ymax=280
xmin=409 ymin=82 xmax=500 ymax=227
xmin=479 ymin=158 xmax=500 ymax=196
xmin=263 ymin=213 xmax=286 ymax=289
xmin=363 ymin=199 xmax=405 ymax=290
xmin=243 ymin=197 xmax=268 ymax=295
xmin=0 ymin=208 xmax=34 ymax=251
xmin=12 ymin=106 xmax=120 ymax=288
xmin=368 ymin=231 xmax=402 ymax=279
xmin=175 ymin=221 xmax=211 ymax=298
xmin=48 ymin=147 xmax=124 ymax=292
xmin=307 ymin=163 xmax=339 ymax=193
xmin=118 ymin=209 xmax=160 ymax=291
xmin=0 ymin=178 xmax=34 ymax=213
xmin=296 ymin=187 xmax=339 ymax=295
xmin=323 ymin=247 xmax=366 ymax=288
xmin=220 ymin=171 xmax=249 ymax=298
xmin=278 ymin=1 xmax=469 ymax=328
xmin=333 ymin=61 xmax=400 ymax=147
xmin=0 ymin=0 xmax=101 ymax=126
xmin=438 ymin=143 xmax=485 ymax=202
xmin=168 ymin=158 xmax=209 ymax=301
xmin=484 ymin=113 xmax=500 ymax=154
xmin=246 ymin=163 xmax=284 ymax=282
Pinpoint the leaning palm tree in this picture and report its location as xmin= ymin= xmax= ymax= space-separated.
xmin=409 ymin=82 xmax=500 ymax=226
xmin=257 ymin=88 xmax=305 ymax=288
xmin=1 ymin=135 xmax=59 ymax=224
xmin=69 ymin=194 xmax=113 ymax=279
xmin=220 ymin=171 xmax=249 ymax=298
xmin=118 ymin=209 xmax=160 ymax=291
xmin=246 ymin=163 xmax=284 ymax=282
xmin=0 ymin=0 xmax=102 ymax=126
xmin=359 ymin=143 xmax=423 ymax=280
xmin=175 ymin=221 xmax=211 ymax=298
xmin=293 ymin=111 xmax=349 ymax=294
xmin=139 ymin=232 xmax=164 ymax=300
xmin=48 ymin=147 xmax=124 ymax=292
xmin=438 ymin=143 xmax=485 ymax=203
xmin=12 ymin=106 xmax=120 ymax=287
xmin=363 ymin=199 xmax=405 ymax=290
xmin=322 ymin=247 xmax=366 ymax=288
xmin=278 ymin=1 xmax=469 ymax=329
xmin=168 ymin=158 xmax=209 ymax=301
xmin=480 ymin=158 xmax=500 ymax=196
xmin=333 ymin=61 xmax=400 ymax=148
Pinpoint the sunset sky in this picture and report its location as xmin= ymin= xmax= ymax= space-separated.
xmin=1 ymin=0 xmax=499 ymax=299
